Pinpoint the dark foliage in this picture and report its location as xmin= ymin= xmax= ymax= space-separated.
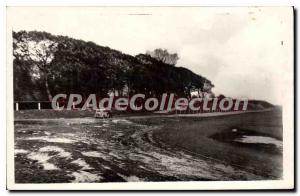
xmin=13 ymin=31 xmax=213 ymax=101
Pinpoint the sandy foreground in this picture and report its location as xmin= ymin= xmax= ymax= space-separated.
xmin=14 ymin=109 xmax=282 ymax=183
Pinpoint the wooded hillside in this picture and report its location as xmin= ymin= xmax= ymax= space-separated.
xmin=13 ymin=31 xmax=214 ymax=101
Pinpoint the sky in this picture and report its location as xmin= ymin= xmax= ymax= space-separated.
xmin=7 ymin=7 xmax=293 ymax=104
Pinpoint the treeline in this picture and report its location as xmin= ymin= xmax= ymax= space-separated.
xmin=13 ymin=31 xmax=214 ymax=101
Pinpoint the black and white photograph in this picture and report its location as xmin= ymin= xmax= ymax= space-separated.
xmin=6 ymin=6 xmax=294 ymax=190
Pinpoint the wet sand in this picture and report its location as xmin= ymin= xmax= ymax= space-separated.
xmin=14 ymin=109 xmax=282 ymax=183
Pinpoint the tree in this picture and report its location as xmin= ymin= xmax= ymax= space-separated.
xmin=146 ymin=48 xmax=179 ymax=65
xmin=13 ymin=31 xmax=214 ymax=101
xmin=13 ymin=31 xmax=58 ymax=101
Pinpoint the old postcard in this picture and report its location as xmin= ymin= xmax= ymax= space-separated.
xmin=6 ymin=6 xmax=294 ymax=190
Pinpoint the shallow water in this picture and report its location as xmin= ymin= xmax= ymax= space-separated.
xmin=235 ymin=136 xmax=282 ymax=150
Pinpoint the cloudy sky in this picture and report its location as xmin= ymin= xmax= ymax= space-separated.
xmin=8 ymin=7 xmax=293 ymax=104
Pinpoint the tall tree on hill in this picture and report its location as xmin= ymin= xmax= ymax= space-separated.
xmin=146 ymin=49 xmax=179 ymax=65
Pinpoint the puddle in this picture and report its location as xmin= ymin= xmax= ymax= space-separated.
xmin=235 ymin=136 xmax=282 ymax=150
xmin=210 ymin=128 xmax=283 ymax=153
